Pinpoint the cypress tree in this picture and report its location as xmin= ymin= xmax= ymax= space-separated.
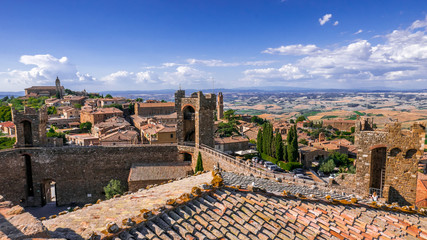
xmin=275 ymin=132 xmax=284 ymax=161
xmin=195 ymin=152 xmax=204 ymax=173
xmin=283 ymin=144 xmax=288 ymax=162
xmin=269 ymin=124 xmax=274 ymax=157
xmin=256 ymin=128 xmax=263 ymax=153
xmin=262 ymin=123 xmax=269 ymax=154
xmin=287 ymin=126 xmax=299 ymax=162
xmin=292 ymin=125 xmax=298 ymax=155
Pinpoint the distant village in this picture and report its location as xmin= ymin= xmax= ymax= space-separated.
xmin=0 ymin=78 xmax=365 ymax=168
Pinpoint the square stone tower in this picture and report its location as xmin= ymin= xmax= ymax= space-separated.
xmin=175 ymin=90 xmax=216 ymax=147
xmin=217 ymin=92 xmax=224 ymax=120
xmin=12 ymin=106 xmax=48 ymax=148
xmin=354 ymin=117 xmax=426 ymax=205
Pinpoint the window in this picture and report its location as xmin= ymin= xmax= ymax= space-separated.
xmin=170 ymin=133 xmax=174 ymax=138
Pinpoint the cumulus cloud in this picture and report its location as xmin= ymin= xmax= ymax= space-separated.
xmin=262 ymin=44 xmax=319 ymax=55
xmin=101 ymin=70 xmax=162 ymax=89
xmin=244 ymin=16 xmax=427 ymax=88
xmin=333 ymin=21 xmax=339 ymax=26
xmin=0 ymin=54 xmax=95 ymax=91
xmin=319 ymin=14 xmax=332 ymax=26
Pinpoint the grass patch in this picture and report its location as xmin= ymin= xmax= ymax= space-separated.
xmin=353 ymin=111 xmax=366 ymax=116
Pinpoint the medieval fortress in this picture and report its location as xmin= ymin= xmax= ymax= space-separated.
xmin=0 ymin=88 xmax=425 ymax=209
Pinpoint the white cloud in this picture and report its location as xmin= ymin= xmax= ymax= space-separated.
xmin=163 ymin=66 xmax=210 ymax=86
xmin=319 ymin=14 xmax=332 ymax=26
xmin=354 ymin=29 xmax=363 ymax=35
xmin=244 ymin=64 xmax=305 ymax=81
xmin=0 ymin=54 xmax=95 ymax=91
xmin=262 ymin=44 xmax=319 ymax=55
xmin=333 ymin=21 xmax=339 ymax=26
xmin=244 ymin=16 xmax=427 ymax=88
xmin=186 ymin=58 xmax=275 ymax=67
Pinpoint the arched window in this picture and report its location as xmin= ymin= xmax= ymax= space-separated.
xmin=389 ymin=148 xmax=401 ymax=157
xmin=405 ymin=149 xmax=417 ymax=159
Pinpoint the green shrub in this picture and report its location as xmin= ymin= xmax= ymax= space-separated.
xmin=104 ymin=179 xmax=124 ymax=199
xmin=278 ymin=161 xmax=303 ymax=171
xmin=261 ymin=153 xmax=277 ymax=164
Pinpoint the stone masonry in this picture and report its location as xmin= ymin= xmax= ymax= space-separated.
xmin=0 ymin=145 xmax=179 ymax=207
xmin=12 ymin=106 xmax=48 ymax=148
xmin=355 ymin=117 xmax=426 ymax=205
xmin=175 ymin=90 xmax=216 ymax=147
xmin=217 ymin=91 xmax=224 ymax=120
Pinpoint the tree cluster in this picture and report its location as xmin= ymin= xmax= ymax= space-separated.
xmin=47 ymin=106 xmax=57 ymax=115
xmin=80 ymin=122 xmax=92 ymax=133
xmin=319 ymin=151 xmax=355 ymax=174
xmin=250 ymin=116 xmax=266 ymax=126
xmin=0 ymin=106 xmax=11 ymax=122
xmin=46 ymin=128 xmax=66 ymax=144
xmin=217 ymin=109 xmax=240 ymax=137
xmin=256 ymin=122 xmax=286 ymax=162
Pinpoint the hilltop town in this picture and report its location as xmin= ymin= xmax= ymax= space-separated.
xmin=0 ymin=79 xmax=426 ymax=239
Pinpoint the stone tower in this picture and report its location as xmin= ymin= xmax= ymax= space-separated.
xmin=175 ymin=90 xmax=216 ymax=147
xmin=12 ymin=106 xmax=48 ymax=148
xmin=217 ymin=92 xmax=224 ymax=120
xmin=354 ymin=117 xmax=426 ymax=205
xmin=55 ymin=76 xmax=63 ymax=99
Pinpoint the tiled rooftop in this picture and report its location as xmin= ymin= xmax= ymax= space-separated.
xmin=42 ymin=171 xmax=427 ymax=240
xmin=117 ymin=187 xmax=427 ymax=240
xmin=44 ymin=172 xmax=213 ymax=239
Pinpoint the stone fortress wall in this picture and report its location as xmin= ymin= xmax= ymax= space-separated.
xmin=0 ymin=145 xmax=178 ymax=206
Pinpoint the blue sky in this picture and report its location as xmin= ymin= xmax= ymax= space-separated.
xmin=1 ymin=0 xmax=427 ymax=91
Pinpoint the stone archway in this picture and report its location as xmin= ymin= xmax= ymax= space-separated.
xmin=369 ymin=147 xmax=387 ymax=197
xmin=41 ymin=179 xmax=57 ymax=206
xmin=182 ymin=105 xmax=195 ymax=143
xmin=21 ymin=120 xmax=33 ymax=146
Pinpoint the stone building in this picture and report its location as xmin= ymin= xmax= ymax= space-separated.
xmin=12 ymin=106 xmax=48 ymax=148
xmin=175 ymin=90 xmax=216 ymax=147
xmin=24 ymin=77 xmax=65 ymax=98
xmin=80 ymin=107 xmax=123 ymax=125
xmin=214 ymin=136 xmax=249 ymax=154
xmin=322 ymin=119 xmax=356 ymax=132
xmin=217 ymin=92 xmax=224 ymax=120
xmin=0 ymin=121 xmax=15 ymax=136
xmin=141 ymin=124 xmax=176 ymax=144
xmin=135 ymin=102 xmax=175 ymax=117
xmin=354 ymin=117 xmax=426 ymax=205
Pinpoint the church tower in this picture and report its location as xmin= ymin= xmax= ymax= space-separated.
xmin=55 ymin=76 xmax=63 ymax=99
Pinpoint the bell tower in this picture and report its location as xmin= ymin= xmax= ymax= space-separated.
xmin=55 ymin=76 xmax=63 ymax=99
